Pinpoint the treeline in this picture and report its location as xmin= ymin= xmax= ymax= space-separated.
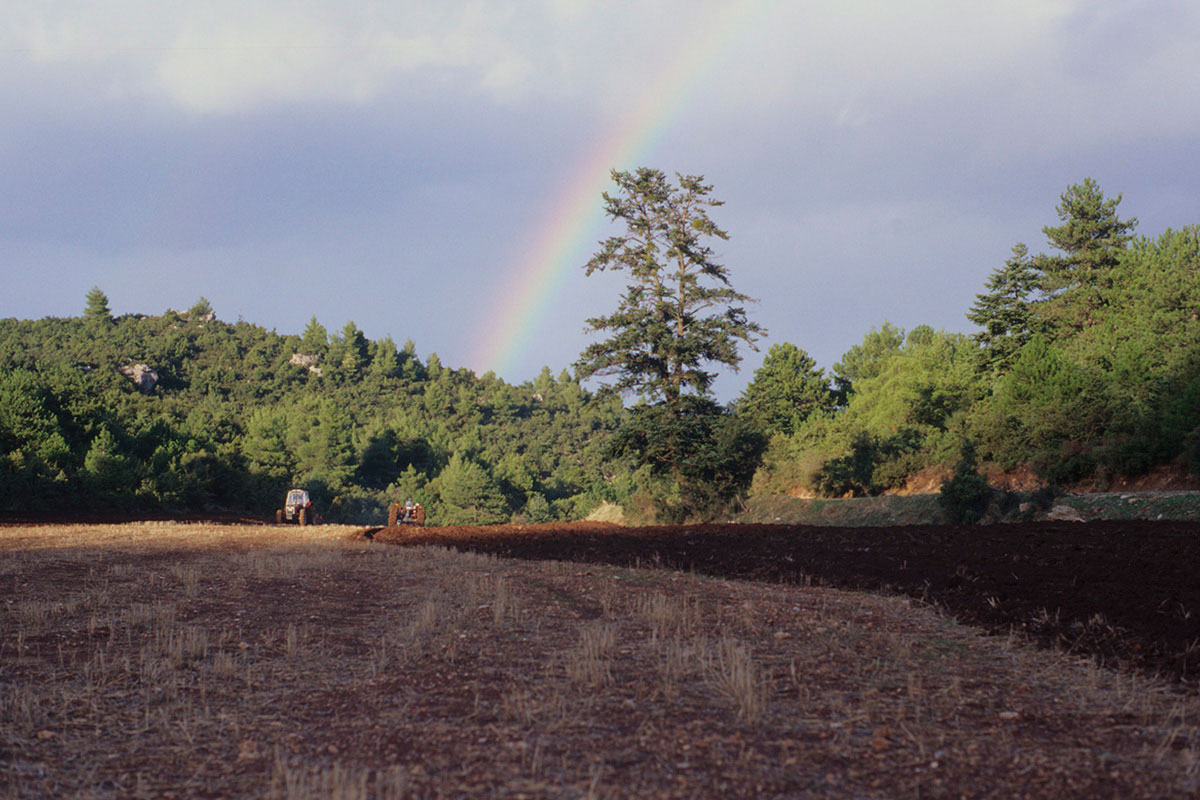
xmin=0 ymin=294 xmax=628 ymax=523
xmin=745 ymin=180 xmax=1200 ymax=506
xmin=4 ymin=179 xmax=1197 ymax=524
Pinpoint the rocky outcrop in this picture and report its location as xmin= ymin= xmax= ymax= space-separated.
xmin=1047 ymin=504 xmax=1085 ymax=522
xmin=119 ymin=363 xmax=159 ymax=394
xmin=289 ymin=353 xmax=322 ymax=377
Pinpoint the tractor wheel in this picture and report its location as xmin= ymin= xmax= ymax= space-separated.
xmin=388 ymin=503 xmax=399 ymax=527
xmin=276 ymin=509 xmax=283 ymax=524
xmin=299 ymin=508 xmax=307 ymax=527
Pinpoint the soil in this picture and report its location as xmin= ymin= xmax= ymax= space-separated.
xmin=5 ymin=522 xmax=1200 ymax=799
xmin=363 ymin=519 xmax=1200 ymax=686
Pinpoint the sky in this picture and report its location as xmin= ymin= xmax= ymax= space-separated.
xmin=2 ymin=1 xmax=1199 ymax=401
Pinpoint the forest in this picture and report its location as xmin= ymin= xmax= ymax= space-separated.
xmin=2 ymin=178 xmax=1198 ymax=523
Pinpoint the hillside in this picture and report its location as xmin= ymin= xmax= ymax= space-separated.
xmin=0 ymin=305 xmax=624 ymax=523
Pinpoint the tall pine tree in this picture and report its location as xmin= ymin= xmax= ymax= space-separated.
xmin=1035 ymin=178 xmax=1137 ymax=335
xmin=574 ymin=168 xmax=765 ymax=517
xmin=574 ymin=168 xmax=763 ymax=409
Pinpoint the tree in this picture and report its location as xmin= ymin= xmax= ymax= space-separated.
xmin=573 ymin=168 xmax=764 ymax=517
xmin=1035 ymin=178 xmax=1137 ymax=334
xmin=831 ymin=322 xmax=905 ymax=401
xmin=84 ymin=286 xmax=112 ymax=323
xmin=369 ymin=336 xmax=399 ymax=379
xmin=434 ymin=452 xmax=510 ymax=525
xmin=938 ymin=441 xmax=992 ymax=524
xmin=574 ymin=168 xmax=763 ymax=409
xmin=610 ymin=396 xmax=766 ymax=520
xmin=188 ymin=297 xmax=214 ymax=320
xmin=967 ymin=243 xmax=1042 ymax=374
xmin=737 ymin=343 xmax=834 ymax=436
xmin=300 ymin=317 xmax=328 ymax=355
xmin=331 ymin=320 xmax=370 ymax=379
xmin=83 ymin=427 xmax=133 ymax=497
xmin=970 ymin=335 xmax=1103 ymax=481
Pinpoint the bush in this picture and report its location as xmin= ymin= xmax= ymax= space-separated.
xmin=938 ymin=443 xmax=992 ymax=524
xmin=815 ymin=432 xmax=878 ymax=497
xmin=522 ymin=492 xmax=553 ymax=523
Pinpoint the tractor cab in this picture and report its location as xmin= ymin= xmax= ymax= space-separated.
xmin=277 ymin=489 xmax=315 ymax=525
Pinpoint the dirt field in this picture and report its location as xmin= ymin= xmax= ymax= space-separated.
xmin=366 ymin=519 xmax=1200 ymax=687
xmin=3 ymin=523 xmax=1199 ymax=798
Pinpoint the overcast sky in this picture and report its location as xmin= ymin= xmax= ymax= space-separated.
xmin=3 ymin=1 xmax=1198 ymax=400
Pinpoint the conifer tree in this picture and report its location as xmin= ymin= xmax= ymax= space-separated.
xmin=1035 ymin=178 xmax=1137 ymax=334
xmin=435 ymin=452 xmax=509 ymax=524
xmin=335 ymin=321 xmax=370 ymax=377
xmin=83 ymin=427 xmax=132 ymax=495
xmin=84 ymin=286 xmax=112 ymax=323
xmin=575 ymin=168 xmax=764 ymax=516
xmin=370 ymin=336 xmax=399 ymax=378
xmin=831 ymin=322 xmax=905 ymax=401
xmin=300 ymin=317 xmax=327 ymax=355
xmin=188 ymin=297 xmax=214 ymax=320
xmin=574 ymin=168 xmax=763 ymax=409
xmin=967 ymin=243 xmax=1041 ymax=374
xmin=737 ymin=343 xmax=833 ymax=436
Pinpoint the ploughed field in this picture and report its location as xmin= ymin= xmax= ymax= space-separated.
xmin=364 ymin=520 xmax=1200 ymax=686
xmin=4 ymin=522 xmax=1200 ymax=798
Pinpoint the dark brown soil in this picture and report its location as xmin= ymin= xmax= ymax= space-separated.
xmin=362 ymin=520 xmax=1200 ymax=686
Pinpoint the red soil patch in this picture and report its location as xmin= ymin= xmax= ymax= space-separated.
xmin=361 ymin=519 xmax=1200 ymax=685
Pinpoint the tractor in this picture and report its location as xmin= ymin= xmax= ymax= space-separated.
xmin=388 ymin=499 xmax=426 ymax=527
xmin=277 ymin=488 xmax=315 ymax=526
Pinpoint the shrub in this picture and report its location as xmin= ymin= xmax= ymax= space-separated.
xmin=938 ymin=443 xmax=992 ymax=524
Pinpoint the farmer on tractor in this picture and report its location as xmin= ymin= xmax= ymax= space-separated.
xmin=276 ymin=488 xmax=315 ymax=526
xmin=388 ymin=497 xmax=426 ymax=527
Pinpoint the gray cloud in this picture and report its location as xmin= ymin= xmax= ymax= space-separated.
xmin=3 ymin=1 xmax=1199 ymax=397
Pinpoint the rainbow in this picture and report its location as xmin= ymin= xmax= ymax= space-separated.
xmin=471 ymin=2 xmax=765 ymax=378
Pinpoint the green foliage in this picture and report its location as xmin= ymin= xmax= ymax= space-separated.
xmin=300 ymin=317 xmax=328 ymax=356
xmin=967 ymin=243 xmax=1041 ymax=375
xmin=813 ymin=432 xmax=878 ymax=497
xmin=5 ymin=178 xmax=1197 ymax=519
xmin=737 ymin=343 xmax=834 ymax=436
xmin=814 ymin=430 xmax=925 ymax=497
xmin=970 ymin=336 xmax=1103 ymax=480
xmin=188 ymin=297 xmax=214 ymax=319
xmin=574 ymin=167 xmax=764 ymax=407
xmin=608 ymin=397 xmax=765 ymax=521
xmin=755 ymin=181 xmax=1199 ymax=499
xmin=433 ymin=452 xmax=510 ymax=525
xmin=85 ymin=286 xmax=112 ymax=322
xmin=574 ymin=167 xmax=765 ymax=521
xmin=0 ymin=306 xmax=625 ymax=521
xmin=938 ymin=442 xmax=992 ymax=524
xmin=330 ymin=321 xmax=370 ymax=381
xmin=82 ymin=427 xmax=133 ymax=498
xmin=832 ymin=321 xmax=905 ymax=401
xmin=1034 ymin=178 xmax=1137 ymax=335
xmin=790 ymin=327 xmax=982 ymax=497
xmin=522 ymin=492 xmax=553 ymax=523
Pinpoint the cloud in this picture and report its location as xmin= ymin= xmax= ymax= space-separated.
xmin=4 ymin=0 xmax=1200 ymax=392
xmin=3 ymin=1 xmax=555 ymax=113
xmin=7 ymin=0 xmax=1195 ymax=138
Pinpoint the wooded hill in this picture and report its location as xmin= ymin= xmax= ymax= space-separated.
xmin=747 ymin=180 xmax=1200 ymax=507
xmin=0 ymin=302 xmax=625 ymax=523
xmin=3 ymin=179 xmax=1198 ymax=524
